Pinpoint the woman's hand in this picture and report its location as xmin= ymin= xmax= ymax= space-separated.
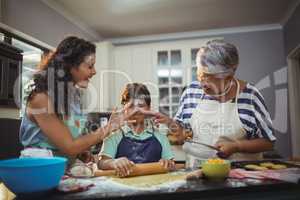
xmin=77 ymin=151 xmax=95 ymax=163
xmin=107 ymin=108 xmax=127 ymax=132
xmin=215 ymin=141 xmax=239 ymax=158
xmin=159 ymin=159 xmax=176 ymax=171
xmin=106 ymin=105 xmax=146 ymax=132
xmin=152 ymin=112 xmax=172 ymax=125
xmin=112 ymin=157 xmax=135 ymax=177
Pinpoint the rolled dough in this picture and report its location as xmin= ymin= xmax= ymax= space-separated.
xmin=111 ymin=171 xmax=188 ymax=188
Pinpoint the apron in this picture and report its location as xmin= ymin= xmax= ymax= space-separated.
xmin=115 ymin=130 xmax=162 ymax=163
xmin=183 ymin=79 xmax=262 ymax=168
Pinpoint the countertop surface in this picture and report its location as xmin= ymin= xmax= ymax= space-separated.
xmin=17 ymin=170 xmax=300 ymax=200
xmin=15 ymin=160 xmax=300 ymax=200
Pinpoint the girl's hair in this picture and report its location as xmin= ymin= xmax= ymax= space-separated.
xmin=28 ymin=36 xmax=96 ymax=117
xmin=121 ymin=83 xmax=151 ymax=107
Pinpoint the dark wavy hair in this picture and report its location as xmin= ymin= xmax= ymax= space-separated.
xmin=28 ymin=36 xmax=96 ymax=117
xmin=121 ymin=83 xmax=151 ymax=107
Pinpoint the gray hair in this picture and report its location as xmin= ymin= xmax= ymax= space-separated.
xmin=197 ymin=39 xmax=239 ymax=74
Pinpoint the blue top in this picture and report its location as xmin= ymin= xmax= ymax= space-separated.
xmin=174 ymin=81 xmax=276 ymax=141
xmin=19 ymin=81 xmax=88 ymax=150
xmin=99 ymin=123 xmax=174 ymax=160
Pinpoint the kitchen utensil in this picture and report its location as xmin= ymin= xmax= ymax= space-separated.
xmin=94 ymin=162 xmax=185 ymax=177
xmin=202 ymin=160 xmax=231 ymax=180
xmin=0 ymin=157 xmax=67 ymax=194
xmin=185 ymin=139 xmax=220 ymax=151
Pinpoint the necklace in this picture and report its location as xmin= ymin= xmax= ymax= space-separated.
xmin=209 ymin=80 xmax=233 ymax=97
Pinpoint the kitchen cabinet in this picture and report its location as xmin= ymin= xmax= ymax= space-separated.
xmin=155 ymin=47 xmax=186 ymax=117
xmin=109 ymin=39 xmax=213 ymax=113
xmin=113 ymin=45 xmax=155 ymax=108
xmin=88 ymin=38 xmax=220 ymax=112
xmin=0 ymin=42 xmax=23 ymax=107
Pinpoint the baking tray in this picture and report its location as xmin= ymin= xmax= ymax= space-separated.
xmin=231 ymin=160 xmax=300 ymax=169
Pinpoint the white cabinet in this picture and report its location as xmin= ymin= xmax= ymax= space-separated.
xmin=152 ymin=39 xmax=214 ymax=116
xmin=87 ymin=38 xmax=216 ymax=113
xmin=111 ymin=38 xmax=215 ymax=113
xmin=113 ymin=45 xmax=157 ymax=109
xmin=154 ymin=47 xmax=186 ymax=117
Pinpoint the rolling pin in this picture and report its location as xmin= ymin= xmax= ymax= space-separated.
xmin=94 ymin=162 xmax=185 ymax=177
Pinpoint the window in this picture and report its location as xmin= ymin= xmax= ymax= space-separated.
xmin=191 ymin=48 xmax=199 ymax=82
xmin=12 ymin=39 xmax=43 ymax=113
xmin=0 ymin=28 xmax=49 ymax=110
xmin=12 ymin=39 xmax=42 ymax=70
xmin=157 ymin=50 xmax=184 ymax=117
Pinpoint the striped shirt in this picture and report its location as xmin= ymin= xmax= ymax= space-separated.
xmin=174 ymin=81 xmax=276 ymax=141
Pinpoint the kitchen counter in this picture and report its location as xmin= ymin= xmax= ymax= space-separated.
xmin=17 ymin=172 xmax=300 ymax=200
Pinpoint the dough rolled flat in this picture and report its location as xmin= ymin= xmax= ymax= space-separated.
xmin=111 ymin=172 xmax=188 ymax=188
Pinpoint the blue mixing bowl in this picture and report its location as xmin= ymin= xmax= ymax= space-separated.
xmin=0 ymin=157 xmax=67 ymax=193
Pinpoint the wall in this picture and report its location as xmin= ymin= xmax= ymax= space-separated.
xmin=284 ymin=3 xmax=300 ymax=56
xmin=224 ymin=30 xmax=289 ymax=157
xmin=1 ymin=0 xmax=97 ymax=47
xmin=283 ymin=2 xmax=300 ymax=157
xmin=84 ymin=41 xmax=115 ymax=113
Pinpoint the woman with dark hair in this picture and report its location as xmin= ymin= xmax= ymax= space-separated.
xmin=98 ymin=83 xmax=175 ymax=177
xmin=153 ymin=40 xmax=275 ymax=168
xmin=19 ymin=36 xmax=130 ymax=163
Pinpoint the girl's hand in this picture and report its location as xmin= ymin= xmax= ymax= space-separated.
xmin=159 ymin=159 xmax=176 ymax=171
xmin=107 ymin=108 xmax=126 ymax=133
xmin=112 ymin=157 xmax=135 ymax=177
xmin=215 ymin=141 xmax=239 ymax=158
xmin=153 ymin=112 xmax=172 ymax=125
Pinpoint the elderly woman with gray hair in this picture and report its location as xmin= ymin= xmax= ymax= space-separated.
xmin=153 ymin=39 xmax=275 ymax=166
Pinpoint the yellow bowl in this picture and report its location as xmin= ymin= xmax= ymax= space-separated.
xmin=201 ymin=160 xmax=231 ymax=180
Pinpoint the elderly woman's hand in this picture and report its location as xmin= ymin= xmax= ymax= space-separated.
xmin=77 ymin=151 xmax=95 ymax=163
xmin=215 ymin=141 xmax=240 ymax=158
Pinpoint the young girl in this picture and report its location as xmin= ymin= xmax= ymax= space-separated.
xmin=98 ymin=83 xmax=175 ymax=177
